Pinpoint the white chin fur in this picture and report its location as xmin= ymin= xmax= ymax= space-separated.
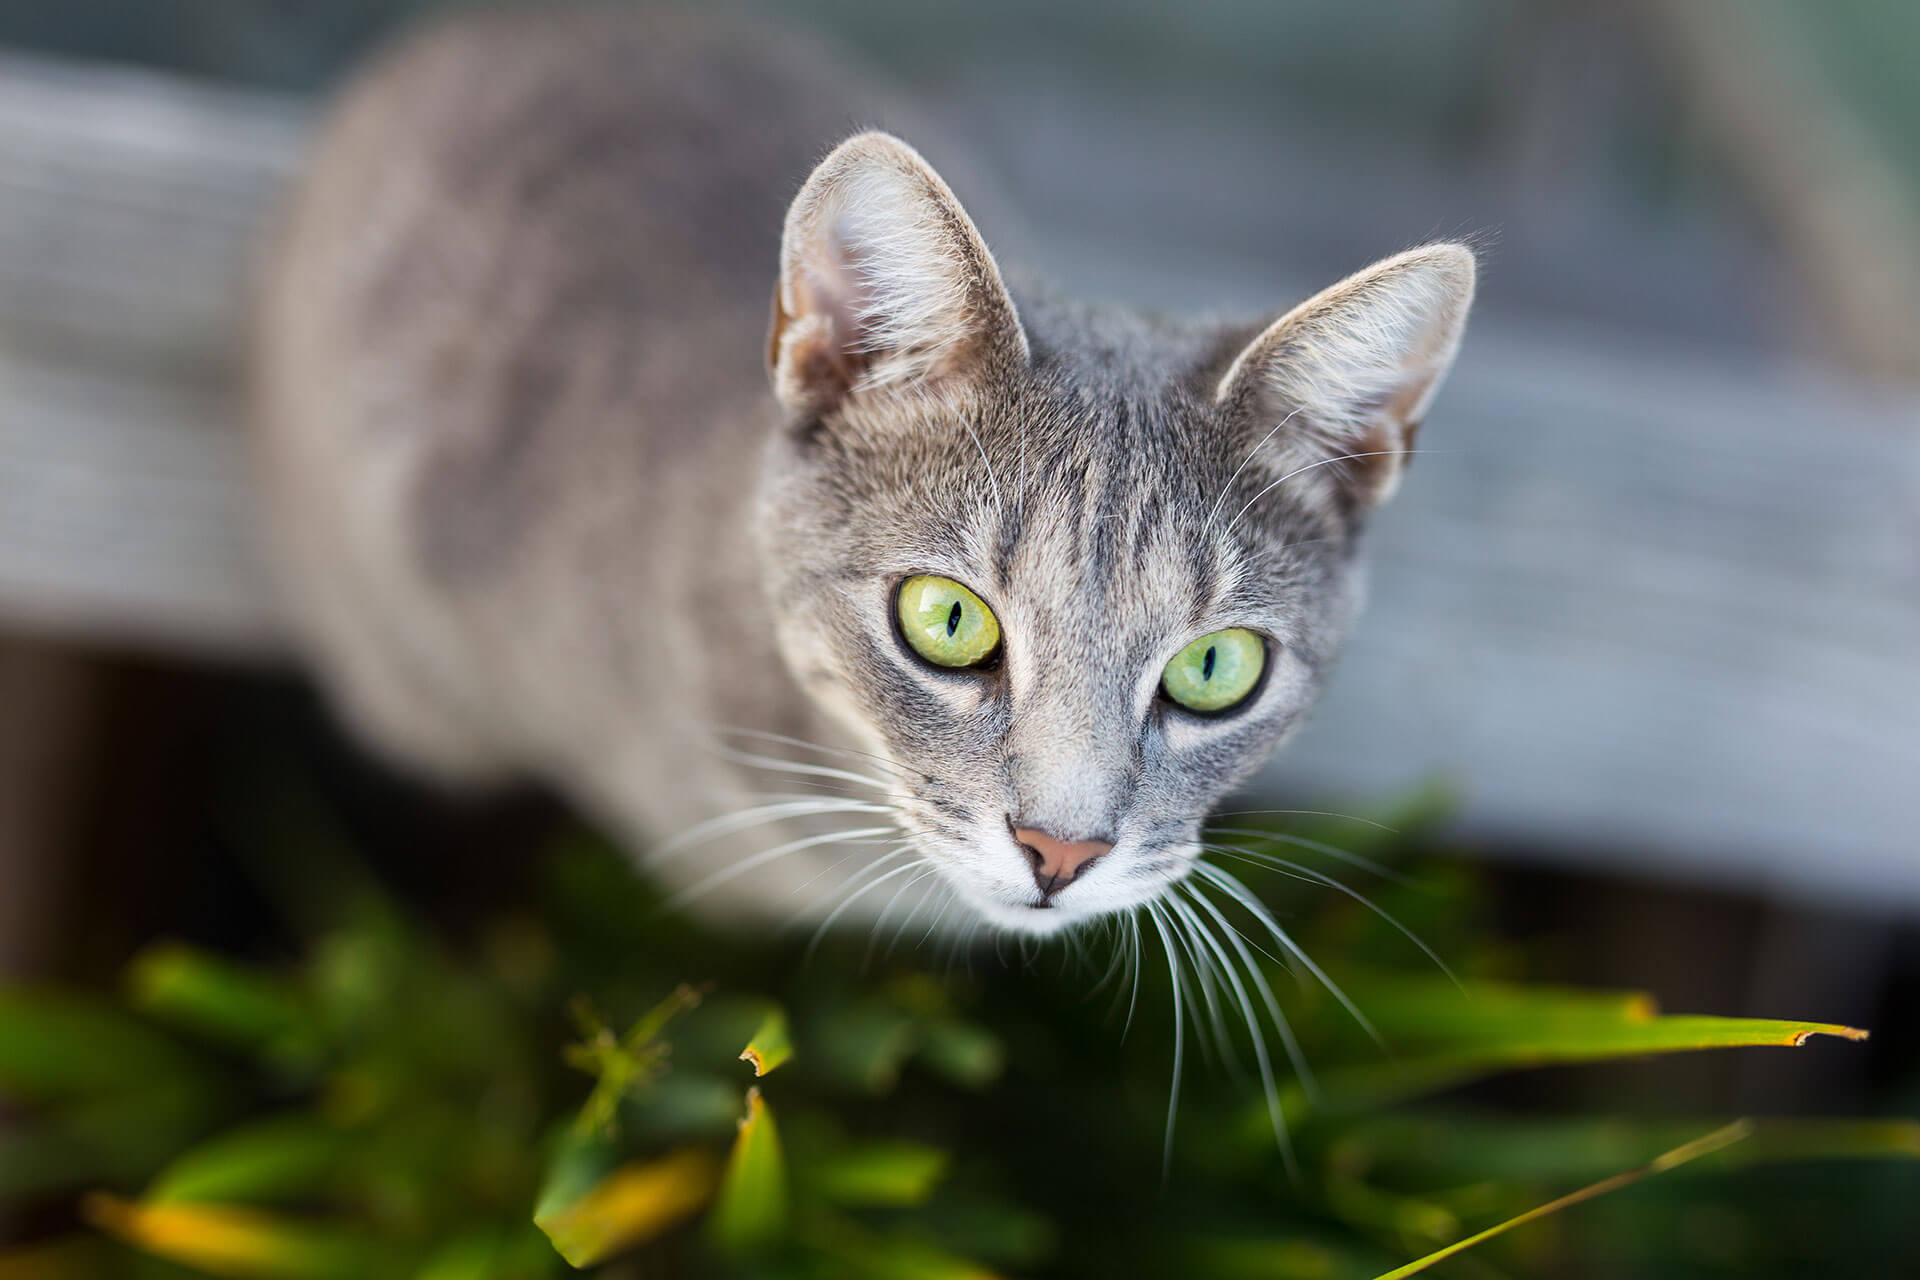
xmin=969 ymin=896 xmax=1084 ymax=937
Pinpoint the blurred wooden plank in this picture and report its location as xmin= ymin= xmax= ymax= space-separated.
xmin=0 ymin=347 xmax=281 ymax=653
xmin=0 ymin=51 xmax=304 ymax=373
xmin=0 ymin=48 xmax=1913 ymax=907
xmin=1265 ymin=325 xmax=1920 ymax=913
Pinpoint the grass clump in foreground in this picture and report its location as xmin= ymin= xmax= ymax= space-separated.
xmin=1 ymin=790 xmax=1915 ymax=1279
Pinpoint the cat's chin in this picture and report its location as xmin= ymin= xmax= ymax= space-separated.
xmin=967 ymin=896 xmax=1102 ymax=938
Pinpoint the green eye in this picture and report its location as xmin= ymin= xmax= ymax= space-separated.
xmin=1161 ymin=628 xmax=1266 ymax=713
xmin=897 ymin=575 xmax=1001 ymax=669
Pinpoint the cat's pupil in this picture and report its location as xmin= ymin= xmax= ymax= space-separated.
xmin=1202 ymin=645 xmax=1217 ymax=681
xmin=946 ymin=601 xmax=962 ymax=637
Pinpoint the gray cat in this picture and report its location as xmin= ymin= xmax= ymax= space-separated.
xmin=254 ymin=9 xmax=1474 ymax=943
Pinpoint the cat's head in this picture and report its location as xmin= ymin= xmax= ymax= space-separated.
xmin=757 ymin=133 xmax=1473 ymax=936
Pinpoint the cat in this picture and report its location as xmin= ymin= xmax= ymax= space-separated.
xmin=254 ymin=8 xmax=1474 ymax=941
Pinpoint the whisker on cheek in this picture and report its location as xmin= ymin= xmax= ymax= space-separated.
xmin=664 ymin=825 xmax=898 ymax=910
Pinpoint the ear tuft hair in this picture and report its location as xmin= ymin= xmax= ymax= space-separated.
xmin=1216 ymin=243 xmax=1476 ymax=507
xmin=770 ymin=132 xmax=1027 ymax=416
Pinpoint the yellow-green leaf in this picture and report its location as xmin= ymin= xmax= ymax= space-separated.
xmin=82 ymin=1193 xmax=379 ymax=1280
xmin=810 ymin=1141 xmax=949 ymax=1207
xmin=916 ymin=1018 xmax=1004 ymax=1090
xmin=0 ymin=988 xmax=199 ymax=1102
xmin=1368 ymin=1120 xmax=1754 ymax=1279
xmin=533 ymin=1145 xmax=720 ymax=1268
xmin=146 ymin=1115 xmax=345 ymax=1205
xmin=740 ymin=1008 xmax=793 ymax=1077
xmin=1333 ymin=1113 xmax=1920 ymax=1186
xmin=127 ymin=943 xmax=313 ymax=1057
xmin=1340 ymin=970 xmax=1867 ymax=1055
xmin=811 ymin=1003 xmax=917 ymax=1093
xmin=802 ymin=1216 xmax=1004 ymax=1280
xmin=709 ymin=1087 xmax=787 ymax=1254
xmin=1282 ymin=972 xmax=1869 ymax=1119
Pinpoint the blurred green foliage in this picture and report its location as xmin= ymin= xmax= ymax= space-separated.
xmin=1 ymin=794 xmax=1915 ymax=1279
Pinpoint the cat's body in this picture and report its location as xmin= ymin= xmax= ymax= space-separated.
xmin=257 ymin=8 xmax=1474 ymax=934
xmin=259 ymin=11 xmax=874 ymax=914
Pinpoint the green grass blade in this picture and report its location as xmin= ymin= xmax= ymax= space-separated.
xmin=740 ymin=1007 xmax=793 ymax=1078
xmin=810 ymin=1141 xmax=950 ymax=1208
xmin=0 ymin=988 xmax=201 ymax=1102
xmin=709 ymin=1087 xmax=787 ymax=1255
xmin=1368 ymin=1120 xmax=1755 ymax=1279
xmin=533 ymin=1145 xmax=720 ymax=1268
xmin=126 ymin=944 xmax=315 ymax=1059
xmin=82 ymin=1193 xmax=387 ymax=1280
xmin=1340 ymin=970 xmax=1868 ymax=1054
xmin=145 ymin=1115 xmax=345 ymax=1205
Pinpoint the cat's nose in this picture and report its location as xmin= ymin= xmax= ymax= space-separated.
xmin=1012 ymin=826 xmax=1112 ymax=899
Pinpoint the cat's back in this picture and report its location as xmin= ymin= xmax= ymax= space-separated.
xmin=253 ymin=8 xmax=881 ymax=779
xmin=261 ymin=9 xmax=876 ymax=504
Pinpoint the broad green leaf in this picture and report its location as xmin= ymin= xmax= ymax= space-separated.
xmin=620 ymin=1073 xmax=743 ymax=1144
xmin=0 ymin=988 xmax=199 ymax=1102
xmin=802 ymin=1217 xmax=1002 ymax=1280
xmin=533 ymin=1145 xmax=720 ymax=1268
xmin=904 ymin=1199 xmax=1056 ymax=1270
xmin=127 ymin=944 xmax=315 ymax=1059
xmin=1187 ymin=1234 xmax=1394 ymax=1280
xmin=740 ymin=1007 xmax=793 ymax=1077
xmin=810 ymin=1003 xmax=917 ymax=1093
xmin=413 ymin=1225 xmax=561 ymax=1280
xmin=412 ymin=1231 xmax=503 ymax=1280
xmin=1277 ymin=973 xmax=1870 ymax=1120
xmin=83 ymin=1193 xmax=383 ymax=1280
xmin=709 ymin=1087 xmax=787 ymax=1254
xmin=1336 ymin=970 xmax=1867 ymax=1055
xmin=809 ymin=1141 xmax=949 ymax=1208
xmin=531 ymin=1127 xmax=617 ymax=1227
xmin=915 ymin=1019 xmax=1004 ymax=1090
xmin=1368 ymin=1120 xmax=1754 ymax=1279
xmin=1335 ymin=1112 xmax=1920 ymax=1184
xmin=1342 ymin=971 xmax=1655 ymax=1045
xmin=146 ymin=1115 xmax=345 ymax=1205
xmin=1 ymin=1087 xmax=222 ymax=1200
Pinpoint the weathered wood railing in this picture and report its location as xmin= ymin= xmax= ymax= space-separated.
xmin=2 ymin=50 xmax=1915 ymax=906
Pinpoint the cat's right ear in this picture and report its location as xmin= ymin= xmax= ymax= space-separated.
xmin=1214 ymin=243 xmax=1476 ymax=508
xmin=770 ymin=132 xmax=1029 ymax=417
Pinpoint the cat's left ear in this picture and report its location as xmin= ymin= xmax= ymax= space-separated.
xmin=1215 ymin=244 xmax=1475 ymax=508
xmin=770 ymin=131 xmax=1029 ymax=417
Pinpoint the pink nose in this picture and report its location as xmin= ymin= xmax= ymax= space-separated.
xmin=1013 ymin=827 xmax=1112 ymax=899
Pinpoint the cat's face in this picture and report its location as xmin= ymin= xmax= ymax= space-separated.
xmin=759 ymin=133 xmax=1473 ymax=936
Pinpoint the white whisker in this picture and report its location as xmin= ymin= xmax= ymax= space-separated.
xmin=1205 ymin=825 xmax=1406 ymax=884
xmin=706 ymin=744 xmax=896 ymax=793
xmin=1192 ymin=862 xmax=1384 ymax=1050
xmin=805 ymin=857 xmax=928 ymax=958
xmin=1163 ymin=893 xmax=1243 ymax=1079
xmin=664 ymin=826 xmax=896 ymax=910
xmin=865 ymin=866 xmax=941 ymax=967
xmin=1142 ymin=901 xmax=1187 ymax=1181
xmin=1206 ymin=806 xmax=1399 ymax=835
xmin=710 ymin=726 xmax=919 ymax=783
xmin=1198 ymin=840 xmax=1454 ymax=985
xmin=654 ymin=798 xmax=890 ymax=862
xmin=1171 ymin=886 xmax=1296 ymax=1175
xmin=1204 ymin=407 xmax=1304 ymax=532
xmin=1224 ymin=448 xmax=1426 ymax=535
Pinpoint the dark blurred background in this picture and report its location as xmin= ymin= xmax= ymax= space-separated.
xmin=0 ymin=0 xmax=1916 ymax=1268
